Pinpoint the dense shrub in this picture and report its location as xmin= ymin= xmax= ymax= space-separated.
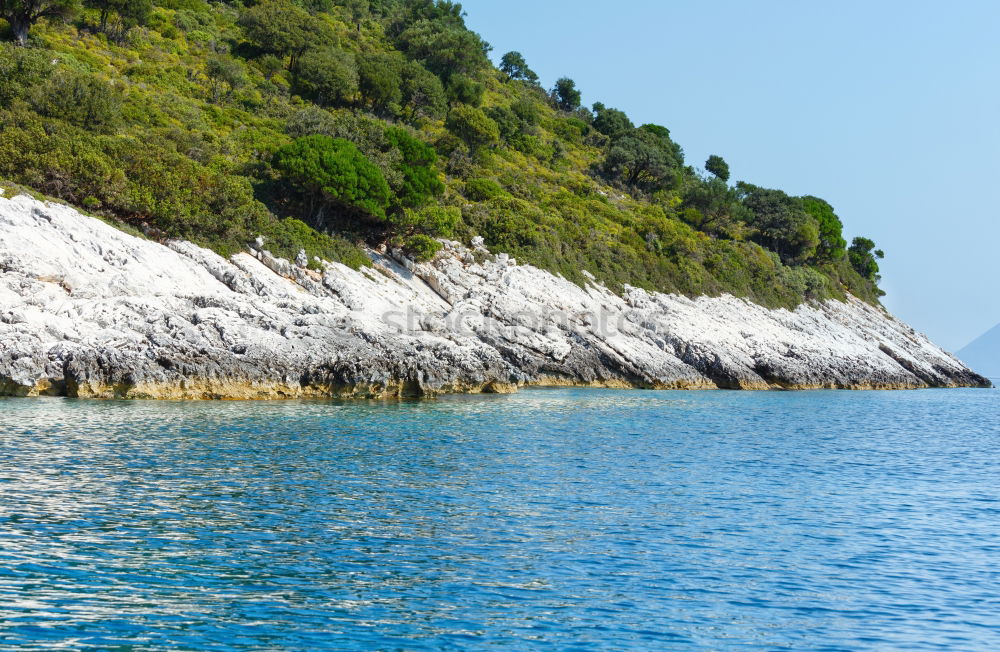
xmin=31 ymin=69 xmax=123 ymax=133
xmin=404 ymin=233 xmax=442 ymax=261
xmin=384 ymin=127 xmax=443 ymax=208
xmin=446 ymin=105 xmax=499 ymax=152
xmin=391 ymin=205 xmax=460 ymax=238
xmin=592 ymin=103 xmax=633 ymax=138
xmin=296 ymin=48 xmax=358 ymax=107
xmin=239 ymin=1 xmax=332 ymax=70
xmin=464 ymin=178 xmax=504 ymax=202
xmin=273 ymin=135 xmax=392 ymax=222
xmin=0 ymin=44 xmax=52 ymax=104
xmin=356 ymin=51 xmax=403 ymax=115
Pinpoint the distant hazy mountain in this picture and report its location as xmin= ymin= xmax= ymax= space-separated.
xmin=959 ymin=324 xmax=1000 ymax=378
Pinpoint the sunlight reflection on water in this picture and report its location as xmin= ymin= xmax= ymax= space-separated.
xmin=1 ymin=388 xmax=998 ymax=649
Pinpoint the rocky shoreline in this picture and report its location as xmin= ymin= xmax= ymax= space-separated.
xmin=0 ymin=193 xmax=990 ymax=399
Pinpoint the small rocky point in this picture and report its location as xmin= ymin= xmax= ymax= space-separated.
xmin=0 ymin=194 xmax=990 ymax=399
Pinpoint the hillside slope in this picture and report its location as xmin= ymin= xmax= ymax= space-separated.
xmin=0 ymin=0 xmax=885 ymax=312
xmin=0 ymin=193 xmax=987 ymax=398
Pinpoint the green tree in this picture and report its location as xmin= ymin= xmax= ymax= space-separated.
xmin=83 ymin=0 xmax=151 ymax=41
xmin=400 ymin=60 xmax=447 ymax=120
xmin=848 ymin=236 xmax=884 ymax=281
xmin=681 ymin=177 xmax=750 ymax=238
xmin=592 ymin=103 xmax=633 ymax=137
xmin=604 ymin=125 xmax=682 ymax=190
xmin=239 ymin=1 xmax=332 ymax=71
xmin=356 ymin=51 xmax=403 ymax=115
xmin=551 ymin=77 xmax=580 ymax=112
xmin=499 ymin=50 xmax=537 ymax=83
xmin=341 ymin=0 xmax=368 ymax=31
xmin=389 ymin=0 xmax=466 ymax=34
xmin=273 ymin=135 xmax=392 ymax=222
xmin=384 ymin=126 xmax=443 ymax=208
xmin=705 ymin=154 xmax=730 ymax=182
xmin=395 ymin=18 xmax=490 ymax=80
xmin=485 ymin=105 xmax=520 ymax=141
xmin=736 ymin=183 xmax=820 ymax=264
xmin=296 ymin=48 xmax=358 ymax=107
xmin=800 ymin=196 xmax=846 ymax=262
xmin=445 ymin=104 xmax=499 ymax=152
xmin=446 ymin=73 xmax=483 ymax=106
xmin=0 ymin=0 xmax=77 ymax=45
xmin=205 ymin=54 xmax=247 ymax=103
xmin=604 ymin=131 xmax=671 ymax=188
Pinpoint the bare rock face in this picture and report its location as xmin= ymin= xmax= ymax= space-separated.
xmin=0 ymin=194 xmax=989 ymax=399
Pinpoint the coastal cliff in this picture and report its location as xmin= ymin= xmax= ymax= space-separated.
xmin=0 ymin=193 xmax=989 ymax=399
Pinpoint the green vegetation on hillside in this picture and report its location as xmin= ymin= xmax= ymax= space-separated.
xmin=0 ymin=0 xmax=884 ymax=306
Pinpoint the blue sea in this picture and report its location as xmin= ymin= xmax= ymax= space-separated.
xmin=1 ymin=388 xmax=998 ymax=650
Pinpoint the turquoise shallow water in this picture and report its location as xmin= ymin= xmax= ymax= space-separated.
xmin=1 ymin=388 xmax=998 ymax=650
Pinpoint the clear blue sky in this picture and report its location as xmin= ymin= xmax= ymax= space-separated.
xmin=459 ymin=0 xmax=1000 ymax=352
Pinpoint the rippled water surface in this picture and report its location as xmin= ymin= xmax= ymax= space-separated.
xmin=1 ymin=389 xmax=999 ymax=650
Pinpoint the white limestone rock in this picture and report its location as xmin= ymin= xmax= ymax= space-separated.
xmin=0 ymin=194 xmax=989 ymax=398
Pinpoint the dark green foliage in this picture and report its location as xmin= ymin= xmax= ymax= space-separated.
xmin=339 ymin=0 xmax=368 ymax=30
xmin=681 ymin=177 xmax=750 ymax=238
xmin=705 ymin=154 xmax=729 ymax=182
xmin=296 ymin=47 xmax=358 ymax=106
xmin=737 ymin=183 xmax=819 ymax=264
xmin=0 ymin=0 xmax=77 ymax=45
xmin=801 ymin=196 xmax=846 ymax=262
xmin=400 ymin=59 xmax=447 ymax=120
xmin=384 ymin=126 xmax=443 ymax=207
xmin=552 ymin=77 xmax=581 ymax=112
xmin=604 ymin=126 xmax=682 ymax=190
xmin=83 ymin=0 xmax=151 ymax=41
xmin=389 ymin=0 xmax=466 ymax=34
xmin=499 ymin=50 xmax=537 ymax=83
xmin=484 ymin=105 xmax=520 ymax=141
xmin=30 ymin=68 xmax=122 ymax=132
xmin=446 ymin=73 xmax=484 ymax=106
xmin=510 ymin=97 xmax=540 ymax=126
xmin=284 ymin=107 xmax=405 ymax=193
xmin=446 ymin=105 xmax=499 ymax=152
xmin=592 ymin=103 xmax=633 ymax=138
xmin=239 ymin=1 xmax=332 ymax=69
xmin=848 ymin=236 xmax=883 ymax=281
xmin=0 ymin=107 xmax=376 ymax=268
xmin=273 ymin=135 xmax=392 ymax=222
xmin=394 ymin=17 xmax=490 ymax=80
xmin=639 ymin=123 xmax=683 ymax=163
xmin=356 ymin=51 xmax=403 ymax=114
